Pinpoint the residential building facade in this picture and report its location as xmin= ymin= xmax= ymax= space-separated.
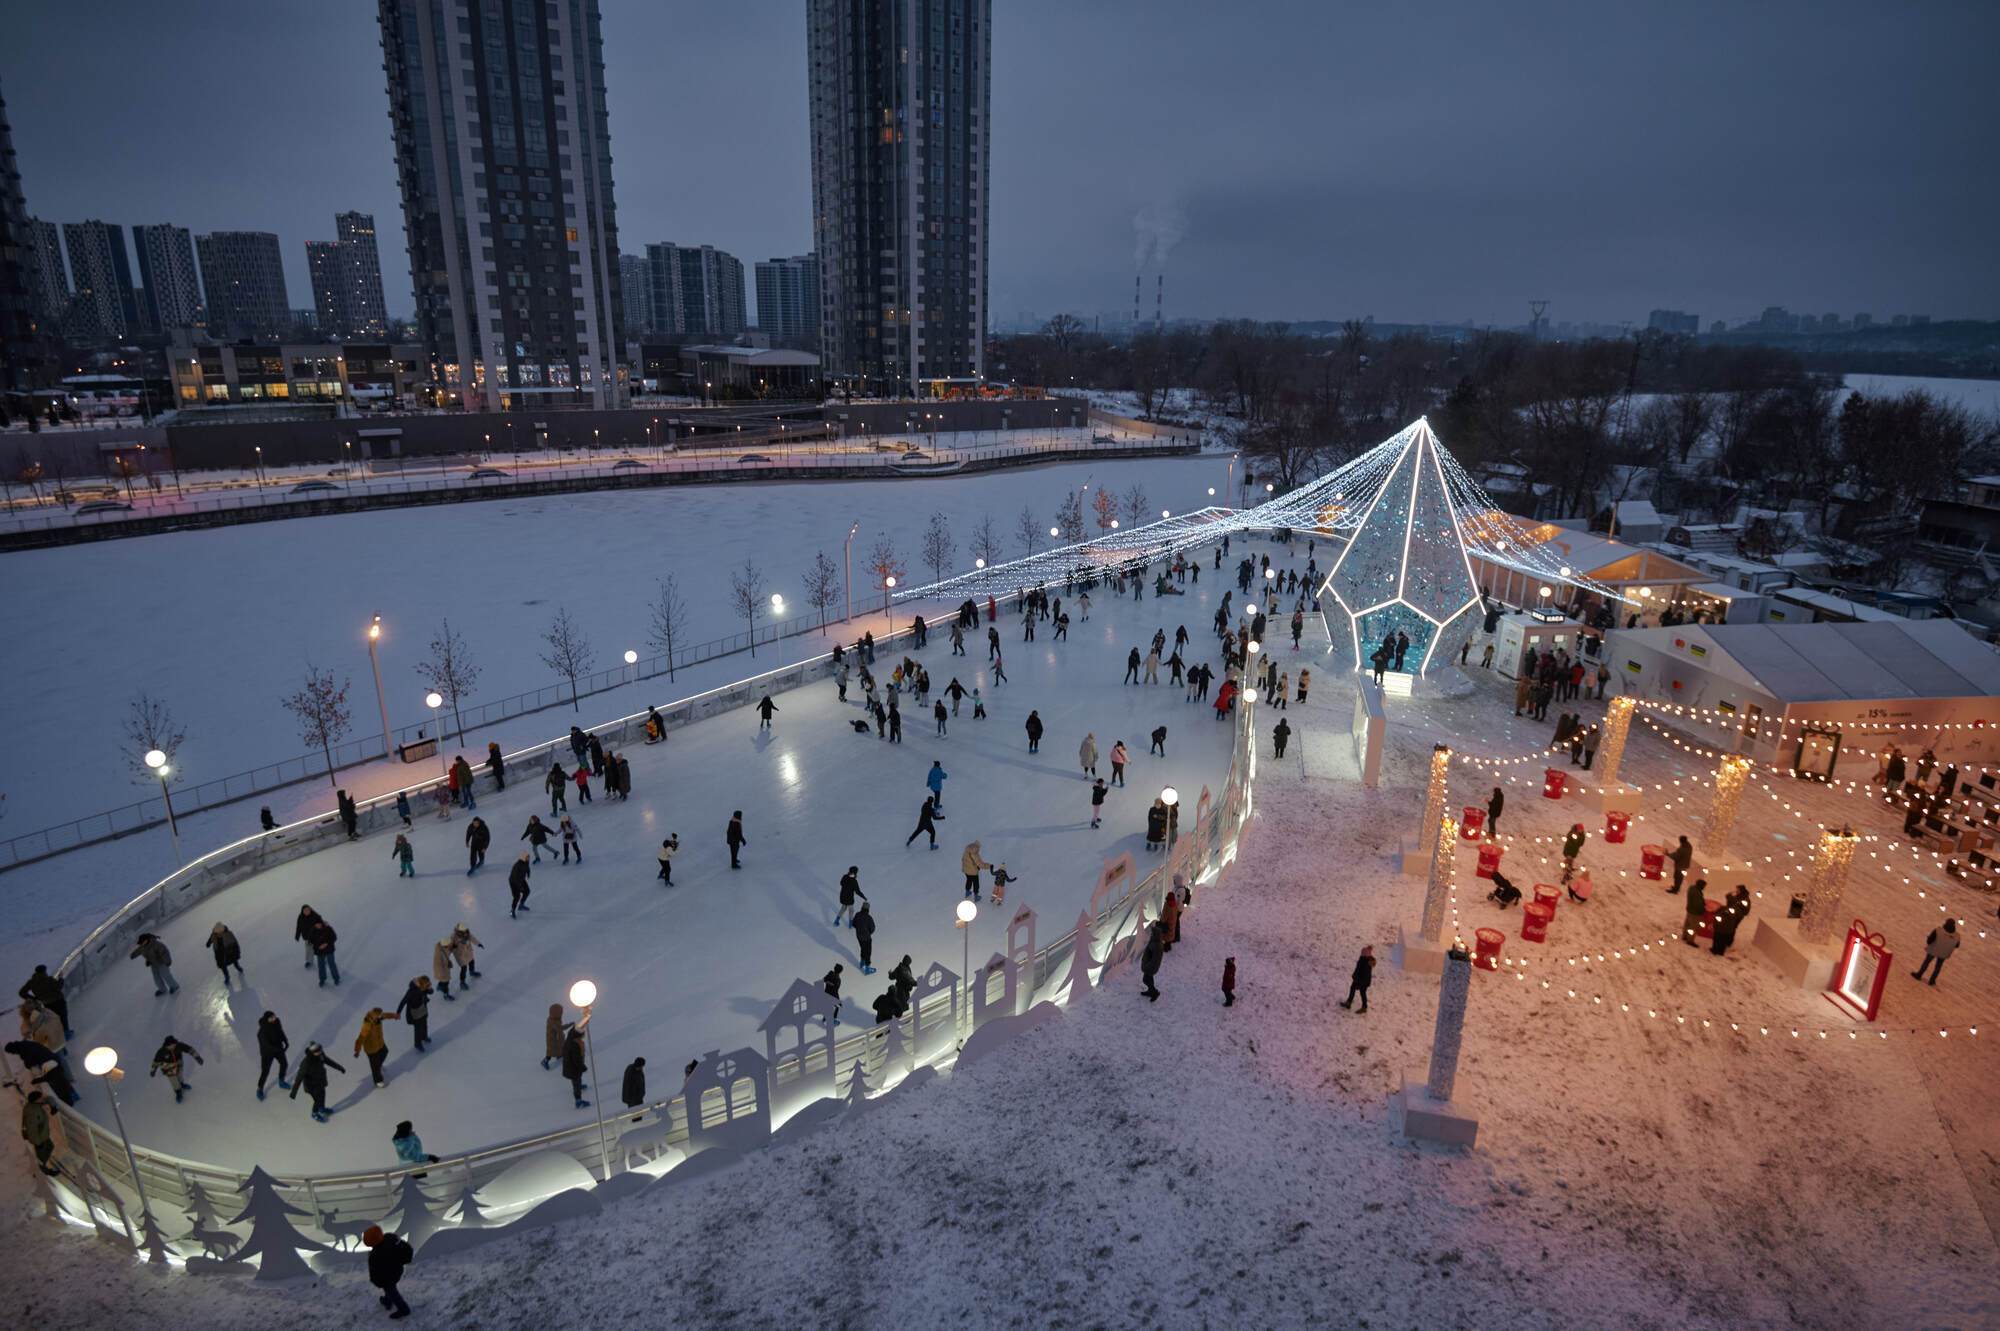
xmin=63 ymin=220 xmax=142 ymax=341
xmin=378 ymin=0 xmax=625 ymax=409
xmin=24 ymin=216 xmax=67 ymax=330
xmin=808 ymin=0 xmax=991 ymax=392
xmin=646 ymin=242 xmax=745 ymax=338
xmin=133 ymin=224 xmax=205 ymax=331
xmin=755 ymin=252 xmax=818 ymax=339
xmin=196 ymin=230 xmax=290 ymax=340
xmin=0 ymin=82 xmax=50 ymax=388
xmin=618 ymin=251 xmax=652 ymax=335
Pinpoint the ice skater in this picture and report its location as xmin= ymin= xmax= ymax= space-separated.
xmin=509 ymin=853 xmax=533 ymax=917
xmin=852 ymin=902 xmax=877 ymax=974
xmin=255 ymin=1011 xmax=291 ymax=1098
xmin=756 ymin=694 xmax=779 ymax=729
xmin=836 ymin=867 xmax=869 ymax=924
xmin=1090 ymin=778 xmax=1108 ymax=828
xmin=559 ymin=815 xmax=582 ymax=864
xmin=291 ymin=1042 xmax=346 ymax=1122
xmin=727 ymin=811 xmax=747 ymax=869
xmin=129 ymin=933 xmax=179 ymax=995
xmin=391 ymin=833 xmax=415 ymax=877
xmin=206 ymin=922 xmax=246 ymax=986
xmin=396 ymin=977 xmax=433 ymax=1052
xmin=148 ymin=1035 xmax=204 ymax=1102
xmin=961 ymin=841 xmax=992 ymax=900
xmin=656 ymin=834 xmax=679 ymax=884
xmin=464 ymin=816 xmax=490 ymax=874
xmin=926 ymin=761 xmax=949 ymax=810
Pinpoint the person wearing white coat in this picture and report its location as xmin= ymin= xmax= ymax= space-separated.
xmin=1078 ymin=733 xmax=1099 ymax=779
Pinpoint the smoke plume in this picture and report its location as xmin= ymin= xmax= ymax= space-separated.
xmin=1133 ymin=200 xmax=1188 ymax=269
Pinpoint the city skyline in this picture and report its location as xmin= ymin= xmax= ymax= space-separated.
xmin=1 ymin=1 xmax=1995 ymax=333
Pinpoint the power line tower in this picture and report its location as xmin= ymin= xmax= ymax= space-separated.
xmin=1528 ymin=300 xmax=1549 ymax=341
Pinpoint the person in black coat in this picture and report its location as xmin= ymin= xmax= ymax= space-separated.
xmin=822 ymin=964 xmax=843 ymax=1022
xmin=837 ymin=867 xmax=870 ymax=924
xmin=621 ymin=1057 xmax=647 ymax=1109
xmin=290 ymin=1042 xmax=346 ymax=1121
xmin=1025 ymin=711 xmax=1044 ymax=753
xmin=395 ymin=978 xmax=432 ymax=1052
xmin=508 ymin=854 xmax=532 ymax=917
xmin=561 ymin=1026 xmax=590 ymax=1108
xmin=16 ymin=965 xmax=70 ymax=1038
xmin=5 ymin=1040 xmax=77 ymax=1105
xmin=727 ymin=811 xmax=747 ymax=868
xmin=1140 ymin=922 xmax=1165 ymax=1001
xmin=464 ymin=817 xmax=490 ymax=874
xmin=889 ymin=955 xmax=916 ymax=1014
xmin=1487 ymin=786 xmax=1504 ymax=836
xmin=1339 ymin=946 xmax=1374 ymax=1012
xmin=337 ymin=789 xmax=359 ymax=840
xmin=852 ymin=904 xmax=877 ymax=974
xmin=906 ymin=796 xmax=940 ymax=849
xmin=255 ymin=1010 xmax=290 ymax=1099
xmin=363 ymin=1225 xmax=415 ymax=1318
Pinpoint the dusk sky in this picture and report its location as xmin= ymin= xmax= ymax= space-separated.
xmin=6 ymin=0 xmax=1996 ymax=330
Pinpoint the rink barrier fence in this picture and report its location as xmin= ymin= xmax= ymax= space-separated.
xmin=21 ymin=705 xmax=1255 ymax=1254
xmin=0 ymin=434 xmax=1202 ymax=870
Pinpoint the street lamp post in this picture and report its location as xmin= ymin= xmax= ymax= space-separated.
xmin=144 ymin=749 xmax=180 ymax=864
xmin=954 ymin=898 xmax=977 ymax=1047
xmin=883 ymin=576 xmax=897 ymax=629
xmin=843 ymin=522 xmax=859 ymax=625
xmin=567 ymin=980 xmax=614 ymax=1181
xmin=623 ymin=649 xmax=638 ymax=686
xmin=366 ymin=616 xmax=393 ymax=758
xmin=425 ymin=692 xmax=448 ymax=775
xmin=1161 ymin=786 xmax=1179 ymax=853
xmin=84 ymin=1046 xmax=154 ymax=1249
xmin=253 ymin=445 xmax=266 ymax=496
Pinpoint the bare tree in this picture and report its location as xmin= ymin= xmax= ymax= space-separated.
xmin=729 ymin=559 xmax=768 ymax=655
xmin=646 ymin=574 xmax=690 ymax=679
xmin=802 ymin=550 xmax=840 ymax=630
xmin=1123 ymin=482 xmax=1151 ymax=527
xmin=122 ymin=691 xmax=186 ymax=785
xmin=1054 ymin=491 xmax=1086 ymax=543
xmin=921 ymin=511 xmax=956 ymax=584
xmin=866 ymin=536 xmax=906 ymax=617
xmin=970 ymin=513 xmax=1003 ymax=567
xmin=1092 ymin=486 xmax=1118 ymax=532
xmin=1015 ymin=504 xmax=1042 ymax=556
xmin=414 ymin=618 xmax=480 ymax=741
xmin=538 ymin=607 xmax=596 ymax=711
xmin=281 ymin=665 xmax=353 ymax=788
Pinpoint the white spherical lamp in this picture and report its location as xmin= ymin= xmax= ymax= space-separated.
xmin=955 ymin=899 xmax=977 ymax=925
xmin=85 ymin=1046 xmax=118 ymax=1076
xmin=568 ymin=979 xmax=598 ymax=1009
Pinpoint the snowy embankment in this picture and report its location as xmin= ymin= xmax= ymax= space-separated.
xmin=12 ymin=651 xmax=1995 ymax=1329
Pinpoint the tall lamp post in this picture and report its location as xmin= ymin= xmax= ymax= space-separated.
xmin=84 ymin=1046 xmax=154 ymax=1248
xmin=366 ymin=615 xmax=394 ymax=758
xmin=568 ymin=980 xmax=613 ymax=1182
xmin=144 ymin=749 xmax=180 ymax=864
xmin=883 ymin=576 xmax=896 ymax=629
xmin=954 ymin=898 xmax=977 ymax=1047
xmin=1161 ymin=786 xmax=1180 ymax=853
xmin=623 ymin=649 xmax=638 ymax=686
xmin=843 ymin=522 xmax=859 ymax=625
xmin=424 ymin=692 xmax=448 ymax=776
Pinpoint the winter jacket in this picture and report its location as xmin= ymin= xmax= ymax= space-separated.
xmin=622 ymin=1061 xmax=647 ymax=1107
xmin=207 ymin=928 xmax=242 ymax=969
xmin=130 ymin=937 xmax=172 ymax=968
xmin=927 ymin=766 xmax=948 ymax=795
xmin=852 ymin=908 xmax=876 ymax=946
xmin=257 ymin=1016 xmax=289 ymax=1060
xmin=1488 ymin=791 xmax=1504 ymax=820
xmin=839 ymin=871 xmax=865 ymax=906
xmin=290 ymin=1049 xmax=345 ymax=1097
xmin=1221 ymin=959 xmax=1236 ymax=994
xmin=1079 ymin=736 xmax=1098 ymax=769
xmin=18 ymin=970 xmax=64 ymax=1012
xmin=1146 ymin=804 xmax=1169 ymax=842
xmin=522 ymin=819 xmax=552 ymax=846
xmin=727 ymin=817 xmax=747 ymax=848
xmin=308 ymin=919 xmax=338 ymax=956
xmin=1160 ymin=892 xmax=1182 ymax=935
xmin=961 ymin=844 xmax=990 ymax=876
xmin=1926 ymin=927 xmax=1961 ymax=961
xmin=1670 ymin=840 xmax=1694 ymax=871
xmin=431 ymin=942 xmax=453 ymax=986
xmin=1562 ymin=830 xmax=1586 ymax=859
xmin=465 ymin=821 xmax=491 ymax=851
xmin=393 ymin=1131 xmax=429 ymax=1164
xmin=1140 ymin=930 xmax=1164 ymax=976
xmin=1024 ymin=714 xmax=1044 ymax=742
xmin=19 ymin=1005 xmax=62 ymax=1054
xmin=1350 ymin=954 xmax=1374 ymax=989
xmin=452 ymin=931 xmax=482 ymax=965
xmin=561 ymin=1031 xmax=588 ymax=1080
xmin=150 ymin=1040 xmax=201 ymax=1079
xmin=367 ymin=1234 xmax=414 ymax=1289
xmin=508 ymin=859 xmax=532 ymax=895
xmin=396 ymin=981 xmax=430 ymax=1024
xmin=354 ymin=1010 xmax=395 ymax=1057
xmin=1110 ymin=742 xmax=1128 ymax=768
xmin=21 ymin=1097 xmax=54 ymax=1153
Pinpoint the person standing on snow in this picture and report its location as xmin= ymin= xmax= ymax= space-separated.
xmin=1486 ymin=787 xmax=1504 ymax=837
xmin=961 ymin=841 xmax=992 ymax=900
xmin=485 ymin=742 xmax=507 ymax=789
xmin=1339 ymin=946 xmax=1374 ymax=1012
xmin=1273 ymin=717 xmax=1292 ymax=758
xmin=395 ymin=790 xmax=413 ymax=829
xmin=508 ymin=853 xmax=533 ymax=917
xmin=1914 ymin=919 xmax=1960 ymax=986
xmin=1140 ymin=923 xmax=1165 ymax=1002
xmin=1124 ymin=647 xmax=1142 ymax=684
xmin=149 ymin=1036 xmax=204 ymax=1103
xmin=449 ymin=924 xmax=483 ymax=989
xmin=1090 ymin=777 xmax=1109 ymax=828
xmin=291 ymin=1042 xmax=346 ymax=1122
xmin=354 ymin=1007 xmax=399 ymax=1087
xmin=727 ymin=811 xmax=747 ymax=869
xmin=391 ymin=832 xmax=416 ymax=878
xmin=362 ymin=1224 xmax=415 ymax=1319
xmin=888 ymin=700 xmax=903 ymax=743
xmin=836 ymin=867 xmax=869 ymax=924
xmin=255 ymin=1010 xmax=291 ymax=1099
xmin=337 ymin=790 xmax=360 ymax=841
xmin=206 ymin=922 xmax=246 ymax=987
xmin=1668 ymin=835 xmax=1694 ymax=894
xmin=1221 ymin=957 xmax=1237 ymax=1007
xmin=395 ymin=977 xmax=433 ymax=1052
xmin=573 ymin=763 xmax=592 ymax=805
xmin=852 ymin=902 xmax=877 ymax=974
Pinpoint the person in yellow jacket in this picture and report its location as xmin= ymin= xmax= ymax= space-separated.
xmin=961 ymin=841 xmax=991 ymax=901
xmin=354 ymin=1008 xmax=399 ymax=1088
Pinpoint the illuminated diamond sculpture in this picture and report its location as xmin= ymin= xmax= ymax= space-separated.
xmin=1317 ymin=419 xmax=1481 ymax=677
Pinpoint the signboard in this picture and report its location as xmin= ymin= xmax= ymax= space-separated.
xmin=1825 ymin=919 xmax=1890 ymax=1022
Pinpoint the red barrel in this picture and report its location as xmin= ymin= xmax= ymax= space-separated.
xmin=1605 ymin=810 xmax=1631 ymax=844
xmin=1639 ymin=844 xmax=1665 ymax=880
xmin=1543 ymin=767 xmax=1567 ymax=800
xmin=1473 ymin=927 xmax=1505 ymax=971
xmin=1475 ymin=843 xmax=1504 ymax=879
xmin=1521 ymin=902 xmax=1553 ymax=943
xmin=1698 ymin=899 xmax=1721 ymax=940
xmin=1459 ymin=807 xmax=1486 ymax=841
xmin=1533 ymin=883 xmax=1561 ymax=919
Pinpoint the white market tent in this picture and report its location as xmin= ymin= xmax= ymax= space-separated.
xmin=1608 ymin=618 xmax=2000 ymax=779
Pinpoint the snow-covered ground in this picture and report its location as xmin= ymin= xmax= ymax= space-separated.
xmin=7 ymin=630 xmax=1994 ymax=1329
xmin=0 ymin=452 xmax=1235 ymax=836
xmin=58 ymin=557 xmax=1253 ymax=1172
xmin=1840 ymin=372 xmax=2000 ymax=420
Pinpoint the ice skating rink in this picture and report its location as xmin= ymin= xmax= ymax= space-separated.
xmin=74 ymin=540 xmax=1320 ymax=1171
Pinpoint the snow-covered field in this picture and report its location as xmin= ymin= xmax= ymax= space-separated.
xmin=1840 ymin=372 xmax=2000 ymax=419
xmin=0 ymin=453 xmax=1234 ymax=835
xmin=64 ymin=557 xmax=1252 ymax=1172
xmin=8 ymin=639 xmax=1995 ymax=1330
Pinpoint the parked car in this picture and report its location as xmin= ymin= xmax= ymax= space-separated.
xmin=287 ymin=480 xmax=339 ymax=495
xmin=612 ymin=458 xmax=647 ymax=470
xmin=73 ymin=499 xmax=136 ymax=515
xmin=736 ymin=454 xmax=772 ymax=464
xmin=467 ymin=467 xmax=509 ymax=480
